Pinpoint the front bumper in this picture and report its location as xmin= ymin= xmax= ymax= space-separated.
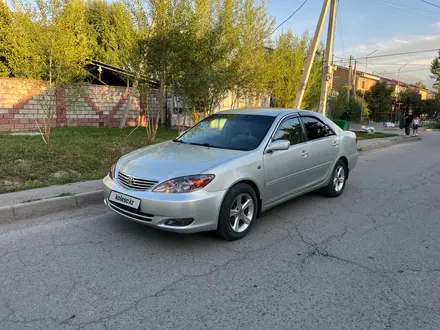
xmin=102 ymin=175 xmax=225 ymax=233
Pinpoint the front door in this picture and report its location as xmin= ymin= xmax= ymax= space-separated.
xmin=263 ymin=117 xmax=310 ymax=206
xmin=300 ymin=116 xmax=340 ymax=187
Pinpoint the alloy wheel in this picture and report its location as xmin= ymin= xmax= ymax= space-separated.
xmin=333 ymin=166 xmax=345 ymax=192
xmin=229 ymin=193 xmax=254 ymax=233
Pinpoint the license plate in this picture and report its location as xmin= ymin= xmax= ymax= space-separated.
xmin=109 ymin=191 xmax=141 ymax=209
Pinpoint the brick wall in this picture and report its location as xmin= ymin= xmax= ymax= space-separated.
xmin=0 ymin=78 xmax=161 ymax=132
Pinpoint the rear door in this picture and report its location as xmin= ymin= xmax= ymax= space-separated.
xmin=263 ymin=116 xmax=311 ymax=205
xmin=299 ymin=116 xmax=340 ymax=187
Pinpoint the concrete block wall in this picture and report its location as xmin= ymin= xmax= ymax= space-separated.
xmin=0 ymin=78 xmax=161 ymax=132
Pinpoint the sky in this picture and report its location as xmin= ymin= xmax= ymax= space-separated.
xmin=267 ymin=0 xmax=440 ymax=89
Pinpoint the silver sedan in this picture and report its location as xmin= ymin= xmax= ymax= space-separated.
xmin=103 ymin=109 xmax=358 ymax=240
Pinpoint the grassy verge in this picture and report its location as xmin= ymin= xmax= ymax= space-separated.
xmin=353 ymin=132 xmax=398 ymax=140
xmin=426 ymin=123 xmax=440 ymax=129
xmin=0 ymin=127 xmax=178 ymax=193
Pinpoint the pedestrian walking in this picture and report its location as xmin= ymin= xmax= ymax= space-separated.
xmin=404 ymin=110 xmax=413 ymax=137
xmin=412 ymin=115 xmax=420 ymax=136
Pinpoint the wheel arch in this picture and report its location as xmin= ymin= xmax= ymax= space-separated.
xmin=221 ymin=179 xmax=262 ymax=218
xmin=339 ymin=156 xmax=349 ymax=178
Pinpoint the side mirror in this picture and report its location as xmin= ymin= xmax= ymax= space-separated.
xmin=266 ymin=140 xmax=290 ymax=153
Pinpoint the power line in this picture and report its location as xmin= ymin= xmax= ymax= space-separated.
xmin=421 ymin=0 xmax=440 ymax=9
xmin=355 ymin=49 xmax=439 ymax=60
xmin=379 ymin=0 xmax=440 ymax=14
xmin=379 ymin=68 xmax=430 ymax=74
xmin=270 ymin=0 xmax=309 ymax=35
xmin=371 ymin=0 xmax=439 ymax=21
xmin=368 ymin=62 xmax=431 ymax=67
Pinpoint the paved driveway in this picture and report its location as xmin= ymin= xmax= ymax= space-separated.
xmin=1 ymin=133 xmax=440 ymax=330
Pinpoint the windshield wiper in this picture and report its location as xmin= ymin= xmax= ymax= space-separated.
xmin=172 ymin=139 xmax=187 ymax=144
xmin=187 ymin=142 xmax=212 ymax=147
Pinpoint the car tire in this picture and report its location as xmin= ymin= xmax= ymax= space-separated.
xmin=216 ymin=183 xmax=258 ymax=241
xmin=323 ymin=159 xmax=347 ymax=198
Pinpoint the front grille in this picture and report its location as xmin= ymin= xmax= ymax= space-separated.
xmin=118 ymin=171 xmax=158 ymax=190
xmin=108 ymin=200 xmax=153 ymax=222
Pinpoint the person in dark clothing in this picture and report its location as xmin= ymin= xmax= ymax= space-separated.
xmin=404 ymin=110 xmax=414 ymax=137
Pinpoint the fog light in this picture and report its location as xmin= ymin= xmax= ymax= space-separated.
xmin=164 ymin=218 xmax=194 ymax=227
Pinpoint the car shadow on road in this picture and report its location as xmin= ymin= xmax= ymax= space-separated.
xmin=101 ymin=188 xmax=340 ymax=251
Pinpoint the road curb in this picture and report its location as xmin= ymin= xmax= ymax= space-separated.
xmin=358 ymin=136 xmax=421 ymax=153
xmin=0 ymin=190 xmax=103 ymax=224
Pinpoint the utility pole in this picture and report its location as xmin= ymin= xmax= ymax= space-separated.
xmin=361 ymin=49 xmax=378 ymax=121
xmin=352 ymin=60 xmax=357 ymax=97
xmin=318 ymin=0 xmax=337 ymax=116
xmin=347 ymin=56 xmax=353 ymax=103
xmin=293 ymin=0 xmax=331 ymax=109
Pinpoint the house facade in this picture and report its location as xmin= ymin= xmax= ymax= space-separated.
xmin=332 ymin=65 xmax=429 ymax=100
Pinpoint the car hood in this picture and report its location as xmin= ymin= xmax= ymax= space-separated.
xmin=116 ymin=141 xmax=245 ymax=182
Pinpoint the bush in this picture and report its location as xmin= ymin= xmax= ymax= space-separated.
xmin=328 ymin=88 xmax=369 ymax=121
xmin=427 ymin=122 xmax=440 ymax=129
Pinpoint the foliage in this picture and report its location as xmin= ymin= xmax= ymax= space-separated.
xmin=328 ymin=88 xmax=368 ymax=121
xmin=86 ymin=0 xmax=136 ymax=68
xmin=265 ymin=32 xmax=323 ymax=110
xmin=422 ymin=99 xmax=440 ymax=120
xmin=355 ymin=132 xmax=397 ymax=140
xmin=0 ymin=2 xmax=13 ymax=76
xmin=364 ymin=81 xmax=394 ymax=122
xmin=426 ymin=122 xmax=440 ymax=129
xmin=415 ymin=81 xmax=427 ymax=89
xmin=430 ymin=50 xmax=440 ymax=92
xmin=398 ymin=90 xmax=422 ymax=108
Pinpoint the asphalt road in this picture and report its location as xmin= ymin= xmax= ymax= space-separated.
xmin=1 ymin=133 xmax=440 ymax=330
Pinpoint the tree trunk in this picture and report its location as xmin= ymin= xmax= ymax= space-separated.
xmin=120 ymin=62 xmax=143 ymax=128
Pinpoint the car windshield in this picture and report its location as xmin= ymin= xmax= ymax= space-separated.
xmin=175 ymin=114 xmax=275 ymax=151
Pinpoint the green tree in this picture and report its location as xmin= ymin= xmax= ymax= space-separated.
xmin=415 ymin=81 xmax=427 ymax=89
xmin=265 ymin=31 xmax=322 ymax=110
xmin=0 ymin=2 xmax=44 ymax=78
xmin=364 ymin=81 xmax=394 ymax=122
xmin=328 ymin=88 xmax=368 ymax=121
xmin=421 ymin=99 xmax=440 ymax=120
xmin=4 ymin=0 xmax=94 ymax=143
xmin=86 ymin=0 xmax=135 ymax=68
xmin=0 ymin=2 xmax=13 ymax=76
xmin=398 ymin=89 xmax=422 ymax=109
xmin=430 ymin=50 xmax=440 ymax=91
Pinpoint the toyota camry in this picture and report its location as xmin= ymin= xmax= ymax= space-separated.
xmin=103 ymin=109 xmax=358 ymax=240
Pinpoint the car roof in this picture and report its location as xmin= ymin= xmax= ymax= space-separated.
xmin=217 ymin=108 xmax=317 ymax=118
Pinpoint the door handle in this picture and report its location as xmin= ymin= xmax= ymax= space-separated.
xmin=333 ymin=140 xmax=340 ymax=147
xmin=301 ymin=150 xmax=308 ymax=157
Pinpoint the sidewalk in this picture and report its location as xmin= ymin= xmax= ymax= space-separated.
xmin=0 ymin=180 xmax=102 ymax=206
xmin=357 ymin=135 xmax=421 ymax=152
xmin=0 ymin=180 xmax=103 ymax=224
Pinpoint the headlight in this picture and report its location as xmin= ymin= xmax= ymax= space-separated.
xmin=109 ymin=163 xmax=116 ymax=180
xmin=152 ymin=174 xmax=215 ymax=193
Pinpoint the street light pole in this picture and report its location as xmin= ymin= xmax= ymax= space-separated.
xmin=361 ymin=49 xmax=378 ymax=121
xmin=396 ymin=62 xmax=409 ymax=124
xmin=396 ymin=62 xmax=408 ymax=103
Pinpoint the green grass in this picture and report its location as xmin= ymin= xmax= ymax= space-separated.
xmin=0 ymin=127 xmax=178 ymax=193
xmin=426 ymin=123 xmax=440 ymax=129
xmin=354 ymin=132 xmax=398 ymax=140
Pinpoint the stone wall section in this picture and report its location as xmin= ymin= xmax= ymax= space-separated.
xmin=0 ymin=78 xmax=160 ymax=131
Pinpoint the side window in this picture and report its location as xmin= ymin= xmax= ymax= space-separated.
xmin=301 ymin=116 xmax=334 ymax=141
xmin=273 ymin=117 xmax=304 ymax=146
